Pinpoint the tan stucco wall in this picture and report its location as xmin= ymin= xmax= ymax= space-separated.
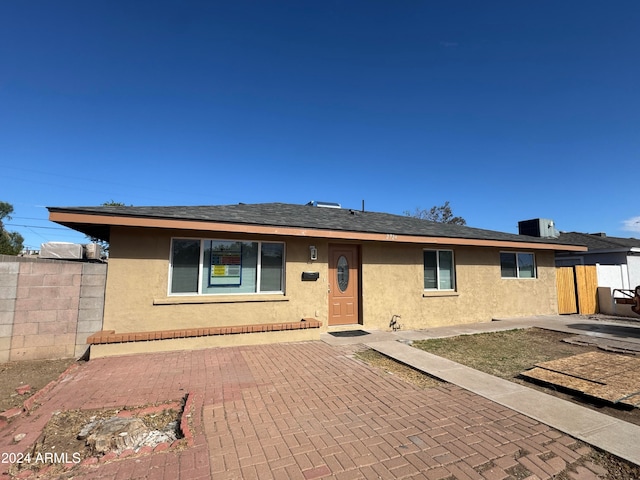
xmin=360 ymin=243 xmax=558 ymax=330
xmin=103 ymin=228 xmax=558 ymax=336
xmin=103 ymin=227 xmax=330 ymax=334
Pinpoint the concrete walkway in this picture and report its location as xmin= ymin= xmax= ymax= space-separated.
xmin=323 ymin=314 xmax=640 ymax=467
xmin=322 ymin=314 xmax=640 ymax=346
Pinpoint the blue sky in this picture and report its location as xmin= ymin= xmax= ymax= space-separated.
xmin=2 ymin=1 xmax=639 ymax=250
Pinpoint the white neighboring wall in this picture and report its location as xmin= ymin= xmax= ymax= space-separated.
xmin=628 ymin=255 xmax=640 ymax=288
xmin=597 ymin=264 xmax=630 ymax=294
xmin=597 ymin=261 xmax=640 ymax=318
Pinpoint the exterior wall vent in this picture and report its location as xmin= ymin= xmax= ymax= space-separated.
xmin=306 ymin=201 xmax=342 ymax=208
xmin=518 ymin=218 xmax=559 ymax=238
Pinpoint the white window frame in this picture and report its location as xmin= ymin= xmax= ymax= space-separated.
xmin=168 ymin=238 xmax=285 ymax=296
xmin=500 ymin=251 xmax=536 ymax=279
xmin=423 ymin=249 xmax=456 ymax=291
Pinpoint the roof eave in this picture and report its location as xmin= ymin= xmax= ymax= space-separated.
xmin=48 ymin=210 xmax=588 ymax=251
xmin=558 ymin=247 xmax=639 ymax=255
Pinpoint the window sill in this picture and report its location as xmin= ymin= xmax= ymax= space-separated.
xmin=154 ymin=294 xmax=289 ymax=305
xmin=422 ymin=291 xmax=459 ymax=298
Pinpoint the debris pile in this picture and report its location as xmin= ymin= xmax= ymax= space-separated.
xmin=78 ymin=416 xmax=179 ymax=454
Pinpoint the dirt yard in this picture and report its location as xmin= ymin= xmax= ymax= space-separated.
xmin=0 ymin=358 xmax=78 ymax=412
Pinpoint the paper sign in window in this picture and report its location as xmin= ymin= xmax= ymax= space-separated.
xmin=210 ymin=242 xmax=242 ymax=285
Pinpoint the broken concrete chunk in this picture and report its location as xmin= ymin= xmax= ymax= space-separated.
xmin=15 ymin=385 xmax=31 ymax=395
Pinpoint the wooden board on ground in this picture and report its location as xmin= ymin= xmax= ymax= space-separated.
xmin=623 ymin=393 xmax=640 ymax=407
xmin=562 ymin=335 xmax=640 ymax=354
xmin=520 ymin=351 xmax=640 ymax=407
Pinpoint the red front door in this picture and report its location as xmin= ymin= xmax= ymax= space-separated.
xmin=328 ymin=244 xmax=359 ymax=326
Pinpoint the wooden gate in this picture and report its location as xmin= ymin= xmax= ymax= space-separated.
xmin=556 ymin=265 xmax=598 ymax=315
xmin=575 ymin=265 xmax=598 ymax=314
xmin=556 ymin=267 xmax=577 ymax=314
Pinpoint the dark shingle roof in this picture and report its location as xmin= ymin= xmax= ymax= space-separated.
xmin=557 ymin=232 xmax=640 ymax=251
xmin=49 ymin=202 xmax=585 ymax=247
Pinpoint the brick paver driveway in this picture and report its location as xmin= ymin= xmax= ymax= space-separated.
xmin=2 ymin=342 xmax=601 ymax=479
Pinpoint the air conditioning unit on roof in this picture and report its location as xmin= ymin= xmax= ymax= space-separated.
xmin=518 ymin=219 xmax=559 ymax=238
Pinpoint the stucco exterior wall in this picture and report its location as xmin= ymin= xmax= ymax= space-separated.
xmin=597 ymin=286 xmax=639 ymax=318
xmin=103 ymin=227 xmax=330 ymax=334
xmin=360 ymin=243 xmax=557 ymax=330
xmin=104 ymin=228 xmax=559 ymax=336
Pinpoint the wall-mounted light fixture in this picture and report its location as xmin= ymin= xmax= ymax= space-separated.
xmin=309 ymin=245 xmax=317 ymax=261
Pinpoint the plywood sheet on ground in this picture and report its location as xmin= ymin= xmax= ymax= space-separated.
xmin=520 ymin=351 xmax=640 ymax=407
xmin=523 ymin=368 xmax=602 ymax=392
xmin=562 ymin=335 xmax=640 ymax=354
xmin=623 ymin=393 xmax=640 ymax=407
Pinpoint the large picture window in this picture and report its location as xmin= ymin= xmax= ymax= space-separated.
xmin=500 ymin=252 xmax=536 ymax=279
xmin=170 ymin=238 xmax=284 ymax=295
xmin=424 ymin=249 xmax=455 ymax=290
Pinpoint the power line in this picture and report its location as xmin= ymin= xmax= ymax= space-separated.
xmin=10 ymin=216 xmax=54 ymax=221
xmin=3 ymin=222 xmax=86 ymax=250
xmin=22 ymin=225 xmax=49 ymax=245
xmin=5 ymin=223 xmax=75 ymax=231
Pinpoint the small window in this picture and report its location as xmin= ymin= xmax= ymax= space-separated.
xmin=500 ymin=252 xmax=536 ymax=279
xmin=424 ymin=250 xmax=455 ymax=290
xmin=170 ymin=238 xmax=285 ymax=295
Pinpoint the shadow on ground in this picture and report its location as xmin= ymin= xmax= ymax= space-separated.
xmin=567 ymin=323 xmax=640 ymax=339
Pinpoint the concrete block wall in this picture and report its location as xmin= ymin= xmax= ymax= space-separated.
xmin=0 ymin=262 xmax=19 ymax=363
xmin=76 ymin=263 xmax=107 ymax=358
xmin=0 ymin=256 xmax=106 ymax=362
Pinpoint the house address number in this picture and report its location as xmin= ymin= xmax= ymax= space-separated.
xmin=386 ymin=233 xmax=397 ymax=240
